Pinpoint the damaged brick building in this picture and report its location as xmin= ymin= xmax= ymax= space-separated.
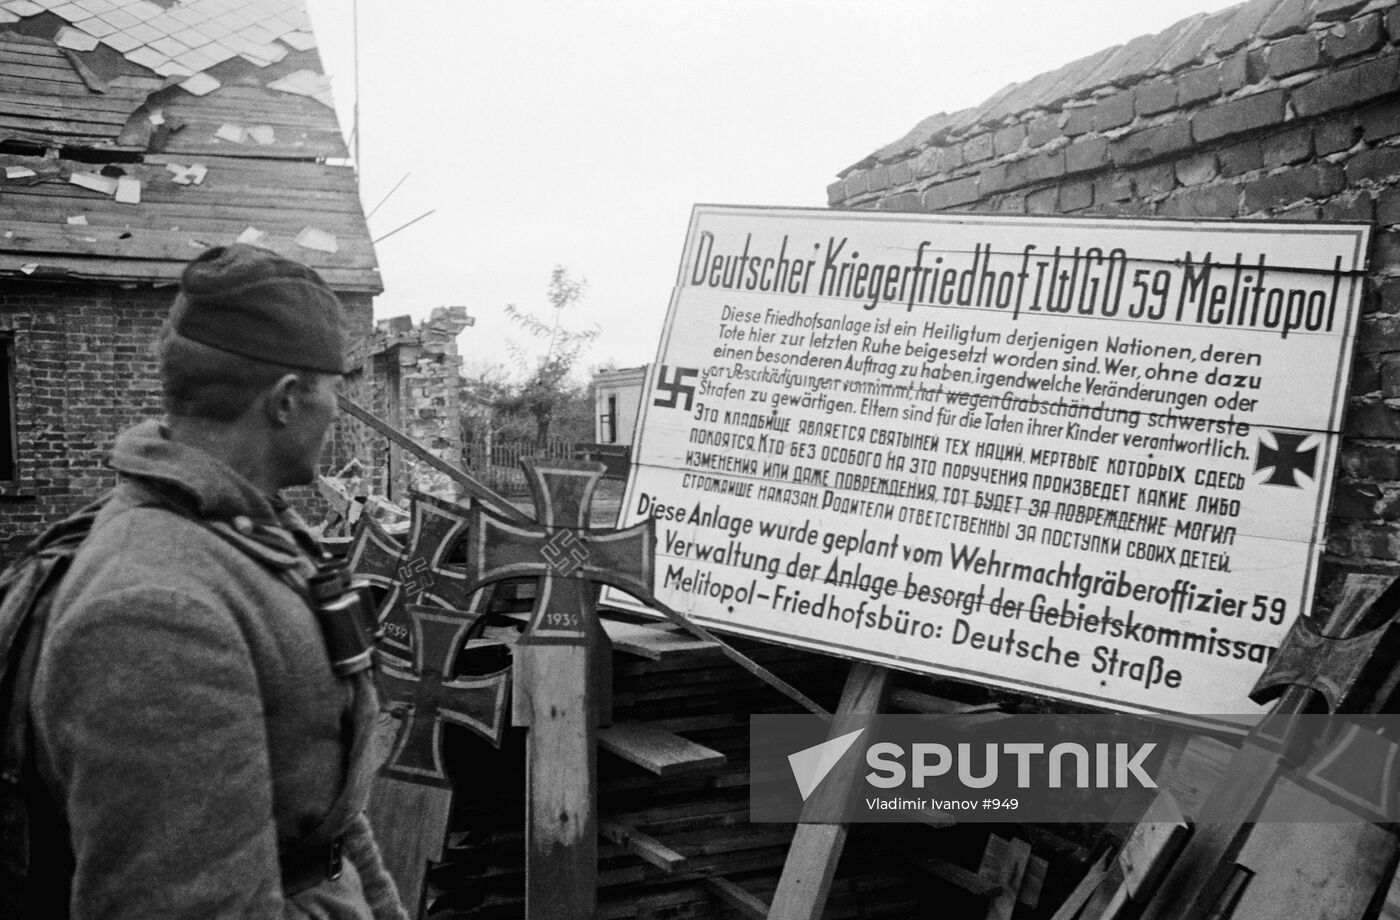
xmin=0 ymin=0 xmax=380 ymax=557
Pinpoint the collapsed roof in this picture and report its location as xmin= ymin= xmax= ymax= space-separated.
xmin=0 ymin=0 xmax=378 ymax=291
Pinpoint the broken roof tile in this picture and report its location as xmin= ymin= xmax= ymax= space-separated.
xmin=54 ymin=24 xmax=100 ymax=50
xmin=149 ymin=35 xmax=189 ymax=56
xmin=166 ymin=162 xmax=207 ymax=185
xmin=100 ymin=30 xmax=140 ymax=52
xmin=239 ymin=23 xmax=278 ymax=43
xmin=146 ymin=11 xmax=181 ymax=33
xmin=0 ymin=8 xmax=19 ymax=22
xmin=77 ymin=16 xmax=118 ymax=37
xmin=168 ymin=5 xmax=206 ymax=26
xmin=126 ymin=0 xmax=161 ymax=19
xmin=124 ymin=44 xmax=166 ymax=71
xmin=179 ymin=72 xmax=220 ymax=96
xmin=279 ymin=29 xmax=314 ymax=51
xmin=202 ymin=41 xmax=238 ymax=65
xmin=239 ymin=39 xmax=286 ymax=65
xmin=114 ymin=176 xmax=140 ymax=204
xmin=176 ymin=46 xmax=217 ymax=70
xmin=99 ymin=6 xmax=136 ymax=28
xmin=123 ymin=20 xmax=163 ymax=43
xmin=2 ymin=0 xmax=44 ymax=14
xmin=173 ymin=25 xmax=212 ymax=48
xmin=266 ymin=68 xmax=327 ymax=97
xmin=295 ymin=226 xmax=338 ymax=253
xmin=69 ymin=172 xmax=118 ymax=195
xmin=153 ymin=59 xmax=194 ymax=77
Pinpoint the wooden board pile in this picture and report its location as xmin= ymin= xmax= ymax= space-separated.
xmin=408 ymin=582 xmax=1116 ymax=920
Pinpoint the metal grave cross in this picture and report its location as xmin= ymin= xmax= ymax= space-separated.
xmin=347 ymin=492 xmax=504 ymax=911
xmin=461 ymin=458 xmax=655 ymax=920
xmin=378 ymin=604 xmax=510 ymax=786
xmin=346 ymin=491 xmax=480 ymax=659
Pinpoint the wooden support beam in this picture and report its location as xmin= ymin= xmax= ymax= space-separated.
xmin=768 ymin=663 xmax=892 ymax=920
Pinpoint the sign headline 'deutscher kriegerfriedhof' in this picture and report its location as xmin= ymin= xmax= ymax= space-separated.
xmin=605 ymin=205 xmax=1370 ymax=716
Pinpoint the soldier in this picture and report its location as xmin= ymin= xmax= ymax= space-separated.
xmin=29 ymin=244 xmax=408 ymax=920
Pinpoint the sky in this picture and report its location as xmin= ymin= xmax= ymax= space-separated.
xmin=302 ymin=0 xmax=1241 ymax=382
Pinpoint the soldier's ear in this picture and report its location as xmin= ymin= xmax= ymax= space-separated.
xmin=263 ymin=374 xmax=300 ymax=427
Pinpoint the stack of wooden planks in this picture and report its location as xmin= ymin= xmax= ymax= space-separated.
xmin=416 ymin=595 xmax=933 ymax=920
xmin=412 ymin=590 xmax=1117 ymax=920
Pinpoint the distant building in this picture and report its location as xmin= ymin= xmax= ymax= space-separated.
xmin=593 ymin=364 xmax=647 ymax=446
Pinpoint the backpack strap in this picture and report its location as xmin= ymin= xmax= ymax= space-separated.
xmin=0 ymin=497 xmax=110 ymax=918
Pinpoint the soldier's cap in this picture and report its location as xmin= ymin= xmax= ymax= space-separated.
xmin=169 ymin=243 xmax=348 ymax=374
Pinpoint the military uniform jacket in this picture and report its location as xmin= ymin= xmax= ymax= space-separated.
xmin=31 ymin=421 xmax=408 ymax=920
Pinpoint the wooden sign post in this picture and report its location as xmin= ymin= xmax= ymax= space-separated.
xmin=769 ymin=662 xmax=891 ymax=920
xmin=461 ymin=458 xmax=655 ymax=920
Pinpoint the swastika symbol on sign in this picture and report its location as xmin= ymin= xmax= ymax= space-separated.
xmin=540 ymin=529 xmax=590 ymax=576
xmin=653 ymin=365 xmax=698 ymax=412
xmin=397 ymin=556 xmax=432 ymax=597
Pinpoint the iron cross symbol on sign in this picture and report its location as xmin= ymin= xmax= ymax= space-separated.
xmin=461 ymin=458 xmax=655 ymax=920
xmin=346 ymin=491 xmax=477 ymax=659
xmin=1255 ymin=429 xmax=1319 ymax=488
xmin=378 ymin=605 xmax=510 ymax=787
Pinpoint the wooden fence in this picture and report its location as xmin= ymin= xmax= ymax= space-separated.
xmin=464 ymin=436 xmax=578 ymax=494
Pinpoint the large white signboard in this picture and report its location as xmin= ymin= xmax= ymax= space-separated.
xmin=604 ymin=206 xmax=1369 ymax=716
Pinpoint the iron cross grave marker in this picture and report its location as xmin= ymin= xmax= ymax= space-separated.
xmin=378 ymin=604 xmax=510 ymax=786
xmin=461 ymin=458 xmax=655 ymax=920
xmin=346 ymin=491 xmax=478 ymax=659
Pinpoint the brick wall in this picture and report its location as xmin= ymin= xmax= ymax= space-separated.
xmin=361 ymin=307 xmax=472 ymax=502
xmin=0 ymin=282 xmax=374 ymax=561
xmin=830 ymin=0 xmax=1400 ymax=592
xmin=0 ymin=281 xmax=166 ymax=555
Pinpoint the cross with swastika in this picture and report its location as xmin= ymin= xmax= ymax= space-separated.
xmin=378 ymin=605 xmax=511 ymax=787
xmin=346 ymin=491 xmax=482 ymax=660
xmin=462 ymin=460 xmax=655 ymax=651
xmin=459 ymin=458 xmax=655 ymax=920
